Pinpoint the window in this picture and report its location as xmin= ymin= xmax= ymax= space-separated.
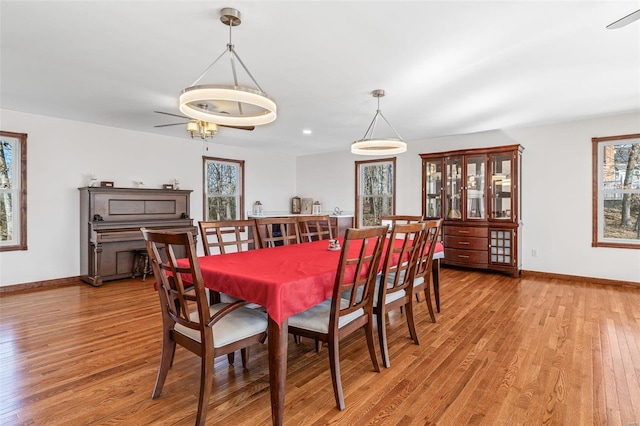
xmin=0 ymin=131 xmax=27 ymax=251
xmin=203 ymin=156 xmax=244 ymax=221
xmin=355 ymin=157 xmax=396 ymax=227
xmin=592 ymin=133 xmax=640 ymax=249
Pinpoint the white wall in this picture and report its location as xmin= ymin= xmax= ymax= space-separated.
xmin=0 ymin=110 xmax=296 ymax=286
xmin=297 ymin=113 xmax=640 ymax=283
xmin=2 ymin=110 xmax=639 ymax=286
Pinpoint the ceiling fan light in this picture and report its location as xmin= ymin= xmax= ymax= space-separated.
xmin=179 ymin=85 xmax=276 ymax=127
xmin=351 ymin=138 xmax=407 ymax=155
xmin=186 ymin=120 xmax=199 ymax=133
xmin=185 ymin=119 xmax=218 ymax=140
xmin=204 ymin=122 xmax=218 ymax=134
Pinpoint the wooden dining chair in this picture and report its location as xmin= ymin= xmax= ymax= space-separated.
xmin=287 ymin=226 xmax=387 ymax=410
xmin=198 ymin=219 xmax=263 ymax=316
xmin=411 ymin=219 xmax=443 ymax=323
xmin=198 ymin=219 xmax=261 ymax=255
xmin=297 ymin=215 xmax=333 ymax=242
xmin=379 ymin=214 xmax=423 ymax=227
xmin=374 ymin=222 xmax=426 ymax=368
xmin=255 ymin=217 xmax=301 ymax=248
xmin=142 ymin=228 xmax=268 ymax=426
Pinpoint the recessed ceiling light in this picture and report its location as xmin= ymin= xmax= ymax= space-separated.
xmin=302 ymin=129 xmax=312 ymax=135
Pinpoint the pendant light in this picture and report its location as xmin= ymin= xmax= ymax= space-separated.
xmin=351 ymin=89 xmax=407 ymax=155
xmin=179 ymin=8 xmax=276 ymax=127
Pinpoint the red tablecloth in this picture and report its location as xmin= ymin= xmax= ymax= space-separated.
xmin=194 ymin=240 xmax=345 ymax=326
xmin=187 ymin=239 xmax=444 ymax=327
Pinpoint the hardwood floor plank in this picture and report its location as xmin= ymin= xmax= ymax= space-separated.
xmin=1 ymin=269 xmax=639 ymax=425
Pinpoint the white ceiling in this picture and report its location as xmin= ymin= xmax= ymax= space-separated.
xmin=1 ymin=1 xmax=639 ymax=156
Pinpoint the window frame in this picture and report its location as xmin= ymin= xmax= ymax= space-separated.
xmin=202 ymin=156 xmax=245 ymax=221
xmin=355 ymin=157 xmax=396 ymax=227
xmin=0 ymin=131 xmax=27 ymax=252
xmin=592 ymin=133 xmax=640 ymax=249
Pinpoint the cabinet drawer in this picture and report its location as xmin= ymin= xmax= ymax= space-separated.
xmin=445 ymin=235 xmax=487 ymax=251
xmin=445 ymin=226 xmax=488 ymax=237
xmin=445 ymin=248 xmax=488 ymax=265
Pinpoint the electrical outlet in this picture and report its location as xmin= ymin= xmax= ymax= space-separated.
xmin=531 ymin=249 xmax=538 ymax=257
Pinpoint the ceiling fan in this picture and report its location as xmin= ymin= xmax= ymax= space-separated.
xmin=606 ymin=8 xmax=640 ymax=29
xmin=154 ymin=110 xmax=255 ymax=140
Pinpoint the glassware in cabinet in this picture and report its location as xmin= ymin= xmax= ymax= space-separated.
xmin=445 ymin=157 xmax=462 ymax=219
xmin=490 ymin=153 xmax=513 ymax=219
xmin=465 ymin=155 xmax=486 ymax=219
xmin=424 ymin=159 xmax=442 ymax=218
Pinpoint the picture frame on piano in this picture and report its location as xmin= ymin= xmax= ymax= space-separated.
xmin=100 ymin=181 xmax=114 ymax=187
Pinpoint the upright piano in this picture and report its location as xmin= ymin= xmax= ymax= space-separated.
xmin=79 ymin=187 xmax=197 ymax=286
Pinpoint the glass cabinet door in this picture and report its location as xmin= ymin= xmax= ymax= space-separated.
xmin=490 ymin=153 xmax=513 ymax=219
xmin=465 ymin=155 xmax=485 ymax=219
xmin=445 ymin=157 xmax=462 ymax=219
xmin=424 ymin=159 xmax=442 ymax=218
xmin=490 ymin=229 xmax=513 ymax=265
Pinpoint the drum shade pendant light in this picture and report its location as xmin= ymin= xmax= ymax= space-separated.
xmin=179 ymin=8 xmax=276 ymax=127
xmin=351 ymin=90 xmax=406 ymax=155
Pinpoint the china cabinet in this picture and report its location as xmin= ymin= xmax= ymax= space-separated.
xmin=421 ymin=144 xmax=523 ymax=276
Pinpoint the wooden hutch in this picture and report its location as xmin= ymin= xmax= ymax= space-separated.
xmin=421 ymin=145 xmax=523 ymax=276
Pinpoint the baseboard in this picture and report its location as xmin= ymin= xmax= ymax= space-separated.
xmin=0 ymin=276 xmax=82 ymax=293
xmin=1 ymin=270 xmax=637 ymax=294
xmin=521 ymin=270 xmax=639 ymax=288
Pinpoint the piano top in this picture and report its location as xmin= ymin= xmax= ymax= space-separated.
xmin=80 ymin=186 xmax=192 ymax=224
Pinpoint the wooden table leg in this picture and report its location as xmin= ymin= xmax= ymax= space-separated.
xmin=268 ymin=317 xmax=287 ymax=426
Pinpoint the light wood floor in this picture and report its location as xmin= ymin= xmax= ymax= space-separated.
xmin=1 ymin=269 xmax=639 ymax=425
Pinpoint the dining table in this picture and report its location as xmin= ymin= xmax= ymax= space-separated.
xmin=191 ymin=237 xmax=444 ymax=425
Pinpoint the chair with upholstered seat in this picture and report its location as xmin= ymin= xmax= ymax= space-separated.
xmin=142 ymin=228 xmax=267 ymax=426
xmin=374 ymin=222 xmax=426 ymax=368
xmin=411 ymin=219 xmax=443 ymax=323
xmin=198 ymin=219 xmax=263 ymax=342
xmin=292 ymin=214 xmax=335 ymax=349
xmin=287 ymin=226 xmax=387 ymax=410
xmin=380 ymin=215 xmax=443 ymax=310
xmin=297 ymin=215 xmax=333 ymax=242
xmin=255 ymin=217 xmax=301 ymax=247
